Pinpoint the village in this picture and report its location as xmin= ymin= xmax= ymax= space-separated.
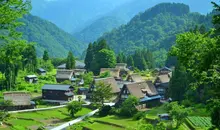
xmin=0 ymin=60 xmax=177 ymax=130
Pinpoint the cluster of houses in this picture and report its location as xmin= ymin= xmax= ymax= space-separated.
xmin=2 ymin=60 xmax=173 ymax=110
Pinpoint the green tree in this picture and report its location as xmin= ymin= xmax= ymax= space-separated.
xmin=166 ymin=102 xmax=188 ymax=128
xmin=67 ymin=101 xmax=82 ymax=118
xmin=133 ymin=50 xmax=147 ymax=70
xmin=91 ymin=82 xmax=113 ymax=106
xmin=66 ymin=51 xmax=75 ymax=69
xmin=43 ymin=50 xmax=49 ymax=61
xmin=127 ymin=55 xmax=134 ymax=69
xmin=119 ymin=96 xmax=139 ymax=117
xmin=22 ymin=44 xmax=37 ymax=72
xmin=85 ymin=43 xmax=93 ymax=71
xmin=168 ymin=62 xmax=188 ymax=101
xmin=96 ymin=49 xmax=116 ymax=73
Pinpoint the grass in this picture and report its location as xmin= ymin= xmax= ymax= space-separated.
xmin=145 ymin=104 xmax=168 ymax=119
xmin=86 ymin=122 xmax=124 ymax=130
xmin=4 ymin=107 xmax=92 ymax=129
xmin=90 ymin=115 xmax=138 ymax=127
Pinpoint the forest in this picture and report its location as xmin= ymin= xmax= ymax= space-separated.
xmin=99 ymin=3 xmax=213 ymax=66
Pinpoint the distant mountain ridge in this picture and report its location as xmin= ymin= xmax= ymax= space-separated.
xmin=18 ymin=14 xmax=85 ymax=57
xmin=97 ymin=3 xmax=213 ymax=65
xmin=73 ymin=0 xmax=216 ymax=43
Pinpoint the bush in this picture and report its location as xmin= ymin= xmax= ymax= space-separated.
xmin=133 ymin=112 xmax=146 ymax=120
xmin=99 ymin=105 xmax=112 ymax=117
xmin=37 ymin=126 xmax=46 ymax=130
xmin=181 ymin=99 xmax=193 ymax=107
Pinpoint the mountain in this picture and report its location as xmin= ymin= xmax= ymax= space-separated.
xmin=31 ymin=0 xmax=217 ymax=34
xmin=73 ymin=0 xmax=217 ymax=43
xmin=18 ymin=14 xmax=85 ymax=57
xmin=98 ymin=3 xmax=213 ymax=65
xmin=31 ymin=0 xmax=132 ymax=33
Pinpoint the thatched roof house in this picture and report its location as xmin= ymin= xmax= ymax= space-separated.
xmin=100 ymin=68 xmax=120 ymax=78
xmin=56 ymin=70 xmax=74 ymax=83
xmin=127 ymin=74 xmax=144 ymax=82
xmin=117 ymin=81 xmax=161 ymax=108
xmin=57 ymin=61 xmax=85 ymax=69
xmin=3 ymin=91 xmax=31 ymax=106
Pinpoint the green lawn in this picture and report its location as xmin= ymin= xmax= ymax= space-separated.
xmin=86 ymin=122 xmax=124 ymax=130
xmin=3 ymin=107 xmax=92 ymax=130
xmin=145 ymin=104 xmax=168 ymax=119
xmin=90 ymin=115 xmax=138 ymax=127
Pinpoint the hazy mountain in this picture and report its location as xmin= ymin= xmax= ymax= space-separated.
xmin=73 ymin=0 xmax=217 ymax=43
xmin=31 ymin=0 xmax=132 ymax=32
xmin=18 ymin=14 xmax=85 ymax=57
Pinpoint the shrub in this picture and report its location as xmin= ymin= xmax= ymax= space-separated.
xmin=37 ymin=126 xmax=46 ymax=130
xmin=99 ymin=105 xmax=112 ymax=117
xmin=133 ymin=112 xmax=146 ymax=120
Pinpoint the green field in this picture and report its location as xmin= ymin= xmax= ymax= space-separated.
xmin=86 ymin=122 xmax=124 ymax=130
xmin=186 ymin=116 xmax=212 ymax=129
xmin=1 ymin=107 xmax=92 ymax=130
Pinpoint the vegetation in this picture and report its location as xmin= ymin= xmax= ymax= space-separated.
xmin=66 ymin=51 xmax=76 ymax=69
xmin=119 ymin=96 xmax=139 ymax=117
xmin=91 ymin=82 xmax=113 ymax=106
xmin=67 ymin=101 xmax=83 ymax=118
xmin=85 ymin=40 xmax=116 ymax=74
xmin=17 ymin=14 xmax=85 ymax=57
xmin=99 ymin=3 xmax=213 ymax=66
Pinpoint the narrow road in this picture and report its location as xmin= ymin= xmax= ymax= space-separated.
xmin=50 ymin=109 xmax=99 ymax=130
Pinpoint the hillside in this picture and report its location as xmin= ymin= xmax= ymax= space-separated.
xmin=73 ymin=0 xmax=216 ymax=43
xmin=18 ymin=15 xmax=85 ymax=57
xmin=98 ymin=3 xmax=213 ymax=65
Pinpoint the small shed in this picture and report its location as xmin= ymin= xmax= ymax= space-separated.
xmin=3 ymin=91 xmax=31 ymax=106
xmin=158 ymin=113 xmax=170 ymax=120
xmin=42 ymin=84 xmax=74 ymax=103
xmin=25 ymin=75 xmax=38 ymax=83
xmin=37 ymin=68 xmax=46 ymax=76
xmin=77 ymin=87 xmax=89 ymax=95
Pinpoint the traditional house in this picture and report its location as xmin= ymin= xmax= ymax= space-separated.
xmin=77 ymin=87 xmax=89 ymax=95
xmin=154 ymin=74 xmax=171 ymax=99
xmin=42 ymin=84 xmax=74 ymax=103
xmin=87 ymin=77 xmax=120 ymax=99
xmin=117 ymin=81 xmax=161 ymax=108
xmin=25 ymin=75 xmax=38 ymax=83
xmin=3 ymin=92 xmax=32 ymax=106
xmin=57 ymin=60 xmax=85 ymax=70
xmin=100 ymin=68 xmax=120 ymax=79
xmin=73 ymin=69 xmax=86 ymax=78
xmin=159 ymin=67 xmax=172 ymax=75
xmin=37 ymin=68 xmax=46 ymax=76
xmin=56 ymin=70 xmax=74 ymax=83
xmin=127 ymin=74 xmax=144 ymax=82
xmin=115 ymin=63 xmax=129 ymax=77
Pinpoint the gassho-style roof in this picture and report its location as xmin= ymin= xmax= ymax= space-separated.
xmin=56 ymin=70 xmax=73 ymax=79
xmin=42 ymin=84 xmax=73 ymax=91
xmin=157 ymin=74 xmax=170 ymax=83
xmin=57 ymin=60 xmax=85 ymax=69
xmin=123 ymin=81 xmax=158 ymax=99
xmin=94 ymin=77 xmax=120 ymax=93
xmin=100 ymin=68 xmax=120 ymax=78
xmin=160 ymin=67 xmax=172 ymax=72
xmin=37 ymin=68 xmax=46 ymax=72
xmin=25 ymin=75 xmax=37 ymax=78
xmin=127 ymin=74 xmax=144 ymax=82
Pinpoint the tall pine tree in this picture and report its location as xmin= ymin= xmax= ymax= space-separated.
xmin=66 ymin=51 xmax=75 ymax=69
xmin=85 ymin=43 xmax=93 ymax=71
xmin=43 ymin=50 xmax=49 ymax=61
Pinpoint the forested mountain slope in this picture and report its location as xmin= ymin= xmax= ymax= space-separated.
xmin=18 ymin=15 xmax=85 ymax=57
xmin=73 ymin=0 xmax=216 ymax=43
xmin=98 ymin=3 xmax=213 ymax=65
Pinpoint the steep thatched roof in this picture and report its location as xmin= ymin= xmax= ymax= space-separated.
xmin=122 ymin=81 xmax=158 ymax=99
xmin=127 ymin=74 xmax=144 ymax=82
xmin=94 ymin=77 xmax=120 ymax=93
xmin=56 ymin=70 xmax=73 ymax=80
xmin=100 ymin=68 xmax=120 ymax=78
xmin=157 ymin=74 xmax=170 ymax=83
